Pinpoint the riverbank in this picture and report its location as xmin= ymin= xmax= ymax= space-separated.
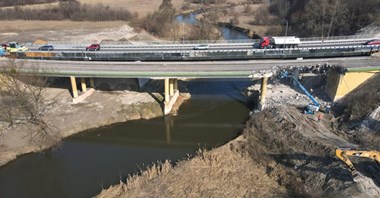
xmin=0 ymin=78 xmax=190 ymax=167
xmin=179 ymin=2 xmax=277 ymax=38
xmin=96 ymin=75 xmax=380 ymax=197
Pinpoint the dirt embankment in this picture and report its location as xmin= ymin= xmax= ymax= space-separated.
xmin=96 ymin=105 xmax=379 ymax=198
xmin=0 ymin=78 xmax=190 ymax=167
xmin=96 ymin=74 xmax=380 ymax=198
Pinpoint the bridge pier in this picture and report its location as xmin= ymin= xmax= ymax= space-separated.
xmin=258 ymin=76 xmax=268 ymax=111
xmin=70 ymin=76 xmax=95 ymax=103
xmin=80 ymin=78 xmax=87 ymax=92
xmin=70 ymin=76 xmax=79 ymax=98
xmin=90 ymin=78 xmax=95 ymax=88
xmin=164 ymin=78 xmax=179 ymax=115
xmin=251 ymin=71 xmax=273 ymax=111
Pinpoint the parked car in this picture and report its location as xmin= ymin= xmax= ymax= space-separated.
xmin=7 ymin=42 xmax=28 ymax=52
xmin=193 ymin=44 xmax=209 ymax=50
xmin=86 ymin=44 xmax=100 ymax=51
xmin=38 ymin=45 xmax=54 ymax=51
xmin=364 ymin=39 xmax=380 ymax=45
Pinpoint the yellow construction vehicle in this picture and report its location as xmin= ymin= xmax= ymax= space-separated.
xmin=336 ymin=148 xmax=380 ymax=182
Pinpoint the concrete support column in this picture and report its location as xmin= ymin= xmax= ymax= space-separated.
xmin=173 ymin=78 xmax=178 ymax=91
xmin=80 ymin=78 xmax=87 ymax=92
xmin=70 ymin=76 xmax=78 ymax=98
xmin=164 ymin=78 xmax=170 ymax=102
xmin=259 ymin=76 xmax=268 ymax=110
xmin=169 ymin=78 xmax=174 ymax=96
xmin=90 ymin=78 xmax=95 ymax=88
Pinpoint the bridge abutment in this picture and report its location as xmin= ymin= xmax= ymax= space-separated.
xmin=326 ymin=68 xmax=379 ymax=101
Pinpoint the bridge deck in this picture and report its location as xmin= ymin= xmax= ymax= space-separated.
xmin=0 ymin=57 xmax=379 ymax=78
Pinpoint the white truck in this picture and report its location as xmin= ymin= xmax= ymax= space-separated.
xmin=259 ymin=36 xmax=301 ymax=49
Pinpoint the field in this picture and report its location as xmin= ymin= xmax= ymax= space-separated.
xmin=78 ymin=0 xmax=185 ymax=16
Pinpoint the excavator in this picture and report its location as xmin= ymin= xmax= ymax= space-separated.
xmin=279 ymin=70 xmax=320 ymax=114
xmin=336 ymin=148 xmax=380 ymax=183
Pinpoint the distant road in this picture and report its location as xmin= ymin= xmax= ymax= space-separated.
xmin=1 ymin=56 xmax=379 ymax=78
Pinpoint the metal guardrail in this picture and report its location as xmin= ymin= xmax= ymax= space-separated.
xmin=43 ymin=35 xmax=375 ymax=45
xmin=17 ymin=45 xmax=380 ymax=61
xmin=23 ymin=35 xmax=378 ymax=51
xmin=299 ymin=35 xmax=375 ymax=41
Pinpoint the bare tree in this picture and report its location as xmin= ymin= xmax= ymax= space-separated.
xmin=327 ymin=0 xmax=340 ymax=37
xmin=187 ymin=9 xmax=222 ymax=41
xmin=0 ymin=60 xmax=53 ymax=142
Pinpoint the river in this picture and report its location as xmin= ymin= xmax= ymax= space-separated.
xmin=176 ymin=13 xmax=250 ymax=40
xmin=0 ymin=79 xmax=252 ymax=198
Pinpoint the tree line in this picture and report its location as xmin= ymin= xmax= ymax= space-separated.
xmin=0 ymin=0 xmax=135 ymax=21
xmin=0 ymin=0 xmax=56 ymax=7
xmin=269 ymin=0 xmax=380 ymax=37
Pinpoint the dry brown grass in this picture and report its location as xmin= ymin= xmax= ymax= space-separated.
xmin=79 ymin=0 xmax=185 ymax=16
xmin=0 ymin=20 xmax=127 ymax=32
xmin=96 ymin=143 xmax=287 ymax=198
xmin=2 ymin=0 xmax=185 ymax=17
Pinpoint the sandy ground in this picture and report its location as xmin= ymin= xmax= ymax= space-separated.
xmin=0 ymin=21 xmax=160 ymax=44
xmin=2 ymin=0 xmax=186 ymax=17
xmin=79 ymin=0 xmax=185 ymax=16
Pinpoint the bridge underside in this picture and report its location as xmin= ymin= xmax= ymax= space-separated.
xmin=68 ymin=76 xmax=180 ymax=115
xmin=67 ymin=67 xmax=379 ymax=114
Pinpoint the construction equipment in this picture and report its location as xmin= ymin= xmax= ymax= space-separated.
xmin=336 ymin=148 xmax=380 ymax=182
xmin=7 ymin=42 xmax=28 ymax=52
xmin=279 ymin=70 xmax=320 ymax=114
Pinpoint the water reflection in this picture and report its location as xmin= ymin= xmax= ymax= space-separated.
xmin=176 ymin=13 xmax=250 ymax=40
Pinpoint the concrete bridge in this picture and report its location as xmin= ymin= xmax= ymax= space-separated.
xmin=0 ymin=56 xmax=379 ymax=114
